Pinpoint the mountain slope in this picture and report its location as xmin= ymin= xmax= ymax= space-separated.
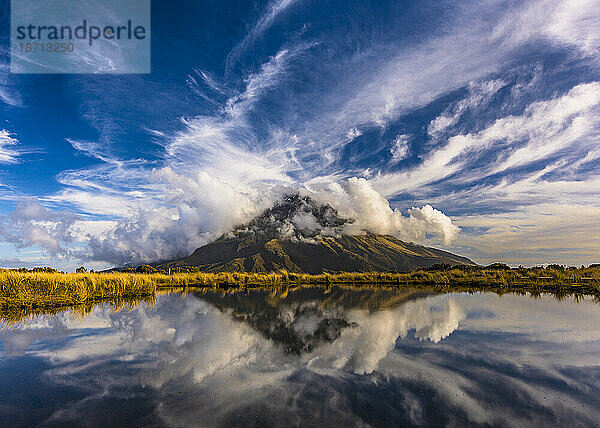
xmin=157 ymin=194 xmax=475 ymax=273
xmin=158 ymin=233 xmax=474 ymax=273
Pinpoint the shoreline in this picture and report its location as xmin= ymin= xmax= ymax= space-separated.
xmin=0 ymin=267 xmax=598 ymax=316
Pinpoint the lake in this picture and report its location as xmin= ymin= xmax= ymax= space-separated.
xmin=1 ymin=286 xmax=599 ymax=427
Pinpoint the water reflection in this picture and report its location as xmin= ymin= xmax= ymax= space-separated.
xmin=1 ymin=287 xmax=599 ymax=427
xmin=0 ymin=294 xmax=156 ymax=327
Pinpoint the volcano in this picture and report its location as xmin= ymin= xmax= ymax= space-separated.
xmin=157 ymin=194 xmax=475 ymax=273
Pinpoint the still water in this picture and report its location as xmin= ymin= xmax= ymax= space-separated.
xmin=1 ymin=287 xmax=599 ymax=427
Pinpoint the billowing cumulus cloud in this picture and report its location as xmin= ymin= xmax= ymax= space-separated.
xmin=80 ymin=169 xmax=273 ymax=265
xmin=73 ymin=175 xmax=458 ymax=265
xmin=309 ymin=177 xmax=459 ymax=245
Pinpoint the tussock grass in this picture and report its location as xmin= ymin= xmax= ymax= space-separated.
xmin=154 ymin=266 xmax=600 ymax=293
xmin=0 ymin=271 xmax=157 ymax=311
xmin=0 ymin=265 xmax=598 ymax=314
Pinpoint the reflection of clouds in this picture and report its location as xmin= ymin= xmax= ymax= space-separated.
xmin=415 ymin=299 xmax=463 ymax=343
xmin=0 ymin=309 xmax=113 ymax=356
xmin=304 ymin=298 xmax=464 ymax=375
xmin=1 ymin=292 xmax=599 ymax=426
xmin=377 ymin=344 xmax=600 ymax=427
xmin=461 ymin=293 xmax=600 ymax=341
xmin=454 ymin=293 xmax=600 ymax=370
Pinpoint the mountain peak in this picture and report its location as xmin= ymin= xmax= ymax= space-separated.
xmin=157 ymin=194 xmax=475 ymax=273
xmin=239 ymin=193 xmax=352 ymax=239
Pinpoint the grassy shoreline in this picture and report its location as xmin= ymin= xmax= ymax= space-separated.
xmin=0 ymin=265 xmax=598 ymax=314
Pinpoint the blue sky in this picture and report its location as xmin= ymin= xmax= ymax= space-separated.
xmin=0 ymin=0 xmax=599 ymax=270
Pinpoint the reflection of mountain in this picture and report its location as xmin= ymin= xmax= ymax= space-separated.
xmin=194 ymin=286 xmax=435 ymax=354
xmin=158 ymin=195 xmax=475 ymax=273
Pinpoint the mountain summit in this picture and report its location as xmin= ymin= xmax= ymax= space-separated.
xmin=242 ymin=194 xmax=351 ymax=239
xmin=157 ymin=194 xmax=475 ymax=273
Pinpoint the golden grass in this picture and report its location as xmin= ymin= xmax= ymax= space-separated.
xmin=0 ymin=271 xmax=157 ymax=310
xmin=0 ymin=265 xmax=598 ymax=314
xmin=152 ymin=266 xmax=600 ymax=292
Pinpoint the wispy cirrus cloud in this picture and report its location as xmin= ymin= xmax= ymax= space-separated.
xmin=454 ymin=204 xmax=600 ymax=265
xmin=225 ymin=0 xmax=302 ymax=74
xmin=0 ymin=129 xmax=21 ymax=164
xmin=373 ymin=81 xmax=600 ymax=197
xmin=427 ymin=79 xmax=507 ymax=139
xmin=503 ymin=0 xmax=600 ymax=59
xmin=389 ymin=135 xmax=410 ymax=163
xmin=0 ymin=56 xmax=21 ymax=107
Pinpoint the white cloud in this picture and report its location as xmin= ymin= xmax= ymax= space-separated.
xmin=0 ymin=62 xmax=21 ymax=107
xmin=166 ymin=117 xmax=293 ymax=190
xmin=427 ymin=79 xmax=506 ymax=138
xmin=77 ymin=168 xmax=272 ymax=265
xmin=346 ymin=127 xmax=362 ymax=141
xmin=506 ymin=0 xmax=600 ymax=59
xmin=372 ymin=132 xmax=471 ymax=196
xmin=309 ymin=178 xmax=459 ymax=245
xmin=225 ymin=0 xmax=301 ymax=73
xmin=67 ymin=139 xmax=115 ymax=163
xmin=373 ymin=82 xmax=600 ymax=197
xmin=390 ymin=134 xmax=410 ymax=163
xmin=490 ymin=82 xmax=600 ymax=173
xmin=0 ymin=130 xmax=20 ymax=164
xmin=0 ymin=198 xmax=78 ymax=255
xmin=225 ymin=48 xmax=295 ymax=119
